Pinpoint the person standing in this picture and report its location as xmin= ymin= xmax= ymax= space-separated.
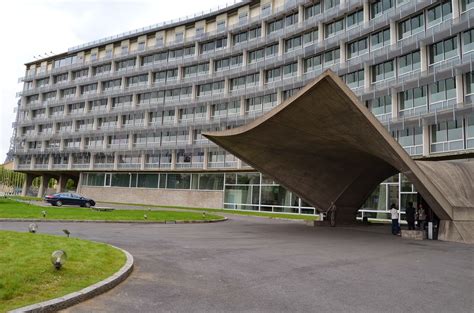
xmin=417 ymin=203 xmax=426 ymax=230
xmin=405 ymin=201 xmax=416 ymax=230
xmin=390 ymin=203 xmax=400 ymax=235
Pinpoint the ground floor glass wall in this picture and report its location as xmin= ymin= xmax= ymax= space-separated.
xmin=82 ymin=171 xmax=416 ymax=218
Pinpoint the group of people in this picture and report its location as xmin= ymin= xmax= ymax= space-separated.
xmin=390 ymin=201 xmax=427 ymax=235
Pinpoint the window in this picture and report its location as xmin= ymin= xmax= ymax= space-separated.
xmin=103 ymin=79 xmax=122 ymax=91
xmin=346 ymin=10 xmax=363 ymax=29
xmin=62 ymin=87 xmax=76 ymax=98
xmin=371 ymin=0 xmax=394 ymax=19
xmin=142 ymin=52 xmax=168 ymax=65
xmin=196 ymin=27 xmax=204 ymax=37
xmin=155 ymin=36 xmax=164 ymax=47
xmin=370 ymin=95 xmax=392 ymax=116
xmin=305 ymin=2 xmax=321 ymax=19
xmin=94 ymin=63 xmax=111 ymax=75
xmin=429 ymin=37 xmax=458 ymax=64
xmin=261 ymin=3 xmax=271 ymax=16
xmin=91 ymin=99 xmax=107 ymax=112
xmin=36 ymin=78 xmax=49 ymax=88
xmin=201 ymin=38 xmax=227 ymax=53
xmin=285 ymin=35 xmax=302 ymax=52
xmin=325 ymin=18 xmax=344 ymax=38
xmin=303 ymin=28 xmax=318 ymax=45
xmin=248 ymin=43 xmax=278 ymax=63
xmin=137 ymin=42 xmax=145 ymax=51
xmin=81 ymin=83 xmax=97 ymax=95
xmin=267 ymin=18 xmax=284 ymax=34
xmin=344 ymin=69 xmax=364 ymax=89
xmin=198 ymin=81 xmax=224 ymax=96
xmin=175 ymin=32 xmax=184 ymax=43
xmin=398 ymin=50 xmax=421 ymax=75
xmin=461 ymin=0 xmax=474 ymax=12
xmin=54 ymin=73 xmax=68 ymax=84
xmin=233 ymin=27 xmax=261 ymax=45
xmin=183 ymin=63 xmax=209 ymax=78
xmin=215 ymin=55 xmax=243 ymax=71
xmin=372 ymin=60 xmax=395 ymax=82
xmin=128 ymin=74 xmax=148 ymax=87
xmin=285 ymin=13 xmax=298 ymax=26
xmin=231 ymin=73 xmax=259 ymax=90
xmin=116 ymin=58 xmax=136 ymax=71
xmin=266 ymin=67 xmax=281 ymax=83
xmin=399 ymin=86 xmax=428 ymax=115
xmin=73 ymin=69 xmax=89 ymax=80
xmin=466 ymin=114 xmax=474 ymax=148
xmin=427 ymin=1 xmax=452 ymax=28
xmin=282 ymin=62 xmax=298 ymax=78
xmin=466 ymin=72 xmax=474 ymax=95
xmin=323 ymin=48 xmax=340 ymax=66
xmin=398 ymin=14 xmax=424 ymax=40
xmin=217 ymin=20 xmax=226 ymax=32
xmin=304 ymin=54 xmax=322 ymax=73
xmin=431 ymin=119 xmax=464 ymax=152
xmin=155 ymin=69 xmax=178 ymax=83
xmin=112 ymin=95 xmax=132 ymax=109
xmin=371 ymin=28 xmax=390 ymax=50
xmin=398 ymin=126 xmax=423 ymax=155
xmin=430 ymin=78 xmax=456 ymax=106
xmin=463 ymin=29 xmax=474 ymax=53
xmin=347 ymin=37 xmax=368 ymax=59
xmin=324 ymin=0 xmax=340 ymax=10
xmin=163 ymin=110 xmax=175 ymax=124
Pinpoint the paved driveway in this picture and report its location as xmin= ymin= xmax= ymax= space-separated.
xmin=1 ymin=216 xmax=472 ymax=313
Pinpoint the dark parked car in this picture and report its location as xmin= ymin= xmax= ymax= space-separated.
xmin=44 ymin=193 xmax=96 ymax=208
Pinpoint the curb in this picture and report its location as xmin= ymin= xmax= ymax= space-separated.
xmin=9 ymin=245 xmax=134 ymax=313
xmin=0 ymin=217 xmax=228 ymax=224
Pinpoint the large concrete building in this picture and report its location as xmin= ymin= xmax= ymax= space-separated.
xmin=13 ymin=0 xmax=474 ymax=219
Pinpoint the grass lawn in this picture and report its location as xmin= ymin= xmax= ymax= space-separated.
xmin=0 ymin=198 xmax=223 ymax=222
xmin=101 ymin=201 xmax=320 ymax=221
xmin=0 ymin=230 xmax=126 ymax=312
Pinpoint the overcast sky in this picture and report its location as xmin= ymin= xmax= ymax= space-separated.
xmin=0 ymin=0 xmax=233 ymax=162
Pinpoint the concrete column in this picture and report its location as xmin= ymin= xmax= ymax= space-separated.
xmin=136 ymin=55 xmax=141 ymax=69
xmin=455 ymin=73 xmax=464 ymax=106
xmin=41 ymin=140 xmax=47 ymax=152
xmin=56 ymin=174 xmax=68 ymax=192
xmin=452 ymin=0 xmax=460 ymax=19
xmin=140 ymin=151 xmax=146 ymax=170
xmin=68 ymin=154 xmax=73 ymax=170
xmin=48 ymin=154 xmax=53 ymax=170
xmin=113 ymin=152 xmax=119 ymax=170
xmin=97 ymin=81 xmax=103 ymax=94
xmin=188 ymin=127 xmax=193 ymax=145
xmin=240 ymin=96 xmax=246 ymax=116
xmin=117 ymin=115 xmax=123 ymax=129
xmin=203 ymin=147 xmax=209 ymax=170
xmin=21 ymin=173 xmax=35 ymax=196
xmin=103 ymin=136 xmax=108 ymax=150
xmin=75 ymin=86 xmax=81 ymax=98
xmin=93 ymin=117 xmax=98 ymax=130
xmin=209 ymin=59 xmax=214 ymax=75
xmin=107 ymin=97 xmax=112 ymax=111
xmin=80 ymin=136 xmax=85 ymax=151
xmin=227 ymin=32 xmax=232 ymax=51
xmin=318 ymin=22 xmax=324 ymax=43
xmin=242 ymin=49 xmax=248 ymax=66
xmin=132 ymin=93 xmax=138 ymax=108
xmin=30 ymin=155 xmax=36 ymax=170
xmin=390 ymin=20 xmax=397 ymax=45
xmin=278 ymin=38 xmax=284 ymax=56
xmin=174 ymin=107 xmax=179 ymax=124
xmin=68 ymin=70 xmax=73 ymax=82
xmin=171 ymin=149 xmax=176 ymax=170
xmin=206 ymin=104 xmax=212 ymax=121
xmin=148 ymin=71 xmax=154 ymax=86
xmin=64 ymin=104 xmax=70 ymax=116
xmin=88 ymin=66 xmax=93 ymax=78
xmin=364 ymin=63 xmax=371 ymax=90
xmin=144 ymin=110 xmax=150 ymax=126
xmin=261 ymin=21 xmax=267 ymax=37
xmin=89 ymin=153 xmax=95 ymax=170
xmin=422 ymin=124 xmax=430 ymax=157
xmin=192 ymin=84 xmax=197 ymax=100
xmin=59 ymin=139 xmax=65 ymax=152
xmin=195 ymin=41 xmax=200 ymax=56
xmin=391 ymin=89 xmax=398 ymax=119
xmin=420 ymin=43 xmax=428 ymax=74
xmin=177 ymin=66 xmax=183 ymax=81
xmin=259 ymin=69 xmax=265 ymax=87
xmin=339 ymin=41 xmax=346 ymax=65
xmin=276 ymin=88 xmax=283 ymax=105
xmin=224 ymin=78 xmax=230 ymax=96
xmin=363 ymin=0 xmax=370 ymax=25
xmin=121 ymin=77 xmax=127 ymax=90
xmin=298 ymin=5 xmax=304 ymax=25
xmin=297 ymin=57 xmax=304 ymax=77
xmin=128 ymin=133 xmax=134 ymax=150
xmin=37 ymin=174 xmax=51 ymax=198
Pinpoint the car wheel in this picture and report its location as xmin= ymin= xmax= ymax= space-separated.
xmin=85 ymin=202 xmax=91 ymax=208
xmin=56 ymin=200 xmax=63 ymax=207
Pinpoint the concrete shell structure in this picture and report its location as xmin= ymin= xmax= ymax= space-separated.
xmin=204 ymin=71 xmax=474 ymax=243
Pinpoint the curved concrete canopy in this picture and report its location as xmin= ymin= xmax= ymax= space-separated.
xmin=204 ymin=71 xmax=474 ymax=243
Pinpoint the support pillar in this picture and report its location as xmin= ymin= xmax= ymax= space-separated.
xmin=37 ymin=174 xmax=52 ymax=198
xmin=56 ymin=174 xmax=68 ymax=193
xmin=21 ymin=173 xmax=35 ymax=197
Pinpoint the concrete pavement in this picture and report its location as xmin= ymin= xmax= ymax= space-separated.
xmin=1 ymin=216 xmax=472 ymax=313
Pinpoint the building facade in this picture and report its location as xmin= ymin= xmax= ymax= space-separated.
xmin=13 ymin=0 xmax=474 ymax=218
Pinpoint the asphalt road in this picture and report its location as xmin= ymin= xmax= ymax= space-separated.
xmin=1 ymin=216 xmax=472 ymax=313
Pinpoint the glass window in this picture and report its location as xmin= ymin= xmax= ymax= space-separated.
xmin=305 ymin=2 xmax=321 ymax=19
xmin=398 ymin=14 xmax=424 ymax=40
xmin=325 ymin=18 xmax=344 ymax=38
xmin=430 ymin=78 xmax=456 ymax=103
xmin=372 ymin=60 xmax=394 ymax=82
xmin=346 ymin=10 xmax=363 ymax=28
xmin=398 ymin=50 xmax=421 ymax=75
xmin=370 ymin=95 xmax=392 ymax=116
xmin=166 ymin=174 xmax=191 ymax=189
xmin=427 ymin=1 xmax=452 ymax=27
xmin=111 ymin=174 xmax=130 ymax=187
xmin=347 ymin=37 xmax=368 ymax=59
xmin=466 ymin=72 xmax=474 ymax=95
xmin=429 ymin=37 xmax=458 ymax=64
xmin=463 ymin=29 xmax=474 ymax=53
xmin=371 ymin=0 xmax=394 ymax=19
xmin=371 ymin=28 xmax=390 ymax=50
